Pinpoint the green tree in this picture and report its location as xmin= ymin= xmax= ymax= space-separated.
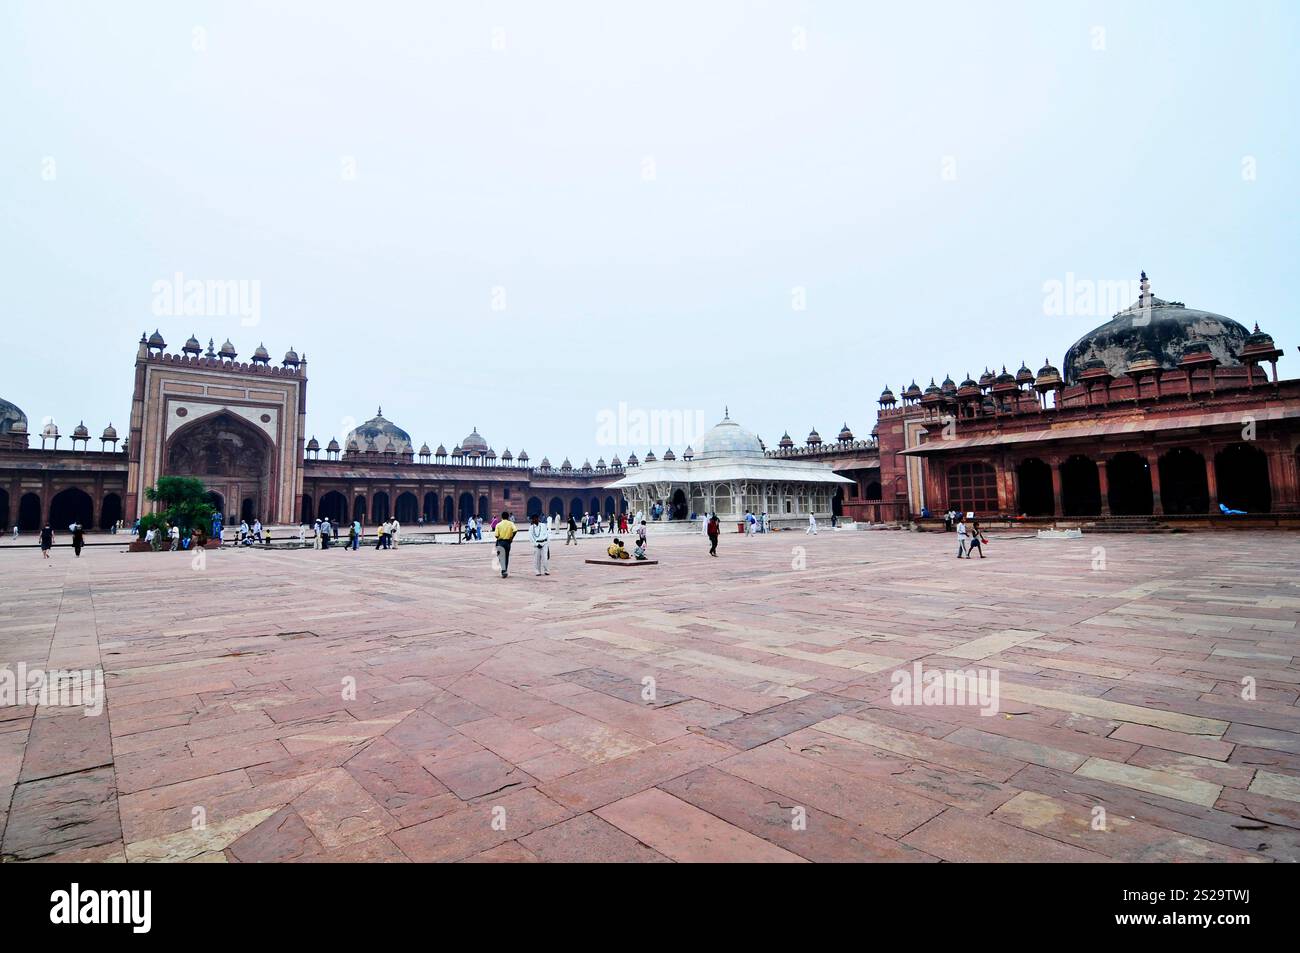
xmin=142 ymin=476 xmax=213 ymax=537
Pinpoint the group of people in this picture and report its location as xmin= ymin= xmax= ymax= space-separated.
xmin=951 ymin=512 xmax=988 ymax=559
xmin=490 ymin=511 xmax=553 ymax=578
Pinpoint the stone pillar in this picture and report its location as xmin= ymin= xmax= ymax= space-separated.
xmin=1049 ymin=459 xmax=1063 ymax=518
xmin=1149 ymin=455 xmax=1164 ymax=516
xmin=1204 ymin=445 xmax=1219 ymax=512
xmin=1097 ymin=458 xmax=1111 ymax=516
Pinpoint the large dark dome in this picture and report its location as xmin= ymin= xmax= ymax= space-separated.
xmin=1062 ymin=277 xmax=1250 ymax=386
xmin=346 ymin=408 xmax=412 ymax=455
xmin=0 ymin=397 xmax=26 ymax=435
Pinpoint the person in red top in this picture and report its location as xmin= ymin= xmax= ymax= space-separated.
xmin=706 ymin=514 xmax=720 ymax=556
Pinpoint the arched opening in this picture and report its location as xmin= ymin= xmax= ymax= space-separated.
xmin=1060 ymin=455 xmax=1101 ymax=516
xmin=1107 ymin=453 xmax=1153 ymax=515
xmin=946 ymin=462 xmax=998 ymax=515
xmin=0 ymin=488 xmax=8 ymax=530
xmin=1216 ymin=443 xmax=1271 ymax=513
xmin=569 ymin=498 xmax=584 ymax=518
xmin=300 ymin=494 xmax=314 ymax=524
xmin=372 ymin=492 xmax=391 ymax=523
xmin=478 ymin=495 xmax=489 ymax=519
xmin=50 ymin=487 xmax=93 ymax=529
xmin=548 ymin=497 xmax=564 ymax=519
xmin=205 ymin=491 xmax=226 ymax=522
xmin=458 ymin=492 xmax=475 ymax=522
xmin=1015 ymin=458 xmax=1054 ymax=516
xmin=526 ymin=496 xmax=543 ymax=518
xmin=605 ymin=495 xmax=617 ymax=518
xmin=442 ymin=496 xmax=454 ymax=524
xmin=865 ymin=481 xmax=882 ymax=501
xmin=669 ymin=489 xmax=687 ymax=520
xmin=395 ymin=491 xmax=419 ymax=523
xmin=99 ymin=493 xmax=123 ymax=530
xmin=353 ymin=495 xmax=368 ymax=524
xmin=589 ymin=496 xmax=601 ymax=517
xmin=319 ymin=491 xmax=348 ymax=524
xmin=423 ymin=492 xmax=438 ymax=522
xmin=166 ymin=411 xmax=273 ymax=525
xmin=831 ymin=488 xmax=844 ymax=517
xmin=18 ymin=492 xmax=41 ymax=531
xmin=1159 ymin=447 xmax=1209 ymax=514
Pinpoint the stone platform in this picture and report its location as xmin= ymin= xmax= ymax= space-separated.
xmin=1 ymin=530 xmax=1297 ymax=863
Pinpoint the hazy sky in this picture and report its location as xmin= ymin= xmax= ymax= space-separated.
xmin=3 ymin=1 xmax=1297 ymax=463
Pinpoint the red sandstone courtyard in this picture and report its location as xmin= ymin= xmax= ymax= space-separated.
xmin=2 ymin=528 xmax=1298 ymax=863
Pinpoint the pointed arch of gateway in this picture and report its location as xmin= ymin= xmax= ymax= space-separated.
xmin=164 ymin=411 xmax=277 ymax=524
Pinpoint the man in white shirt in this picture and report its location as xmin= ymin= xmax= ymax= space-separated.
xmin=528 ymin=513 xmax=550 ymax=576
xmin=391 ymin=518 xmax=401 ymax=548
xmin=806 ymin=513 xmax=818 ymax=535
xmin=955 ymin=516 xmax=969 ymax=558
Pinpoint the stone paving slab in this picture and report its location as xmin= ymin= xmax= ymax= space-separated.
xmin=1 ymin=529 xmax=1298 ymax=862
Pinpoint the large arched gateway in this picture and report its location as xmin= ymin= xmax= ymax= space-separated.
xmin=165 ymin=412 xmax=275 ymax=523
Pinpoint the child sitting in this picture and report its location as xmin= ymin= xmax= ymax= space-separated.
xmin=607 ymin=538 xmax=629 ymax=559
xmin=633 ymin=541 xmax=647 ymax=560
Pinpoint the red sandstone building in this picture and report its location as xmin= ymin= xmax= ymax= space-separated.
xmin=873 ymin=276 xmax=1298 ymax=526
xmin=0 ymin=334 xmax=879 ymax=531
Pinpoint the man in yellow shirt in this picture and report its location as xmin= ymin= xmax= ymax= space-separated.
xmin=607 ymin=538 xmax=629 ymax=559
xmin=494 ymin=511 xmax=517 ymax=578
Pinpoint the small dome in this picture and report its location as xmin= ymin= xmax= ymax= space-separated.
xmin=595 ymin=457 xmax=605 ymax=469
xmin=879 ymin=386 xmax=896 ymax=405
xmin=540 ymin=456 xmax=552 ymax=469
xmin=435 ymin=444 xmax=447 ymax=456
xmin=662 ymin=448 xmax=676 ymax=461
xmin=485 ymin=447 xmax=497 ymax=460
xmin=683 ymin=446 xmax=694 ymax=460
xmin=252 ymin=343 xmax=270 ymax=364
xmin=147 ymin=329 xmax=165 ymax=349
xmin=581 ymin=459 xmax=593 ymax=472
xmin=101 ymin=423 xmax=118 ymax=440
xmin=218 ymin=339 xmax=237 ymax=359
xmin=978 ymin=368 xmax=995 ymax=388
xmin=1016 ymin=361 xmax=1034 ymax=384
xmin=419 ymin=442 xmax=431 ymax=456
xmin=73 ymin=421 xmax=89 ymax=438
xmin=837 ymin=423 xmax=854 ymax=441
xmin=365 ymin=436 xmax=379 ymax=452
xmin=182 ymin=334 xmax=202 ymax=355
xmin=643 ymin=450 xmax=657 ymax=463
xmin=326 ymin=438 xmax=340 ymax=452
xmin=461 ymin=428 xmax=489 ymax=453
xmin=627 ymin=452 xmax=639 ymax=466
xmin=283 ymin=347 xmax=300 ymax=366
xmin=451 ymin=445 xmax=463 ymax=457
xmin=1126 ymin=349 xmax=1160 ymax=375
xmin=42 ymin=420 xmax=59 ymax=438
xmin=778 ymin=431 xmax=794 ymax=449
xmin=807 ymin=427 xmax=823 ymax=445
xmin=306 ymin=436 xmax=320 ymax=451
xmin=610 ymin=455 xmax=622 ymax=467
xmin=940 ymin=375 xmax=957 ymax=396
xmin=903 ymin=380 xmax=923 ymax=400
xmin=518 ymin=450 xmax=529 ymax=462
xmin=1034 ymin=358 xmax=1063 ymax=391
xmin=502 ymin=448 xmax=514 ymax=461
xmin=346 ymin=438 xmax=360 ymax=452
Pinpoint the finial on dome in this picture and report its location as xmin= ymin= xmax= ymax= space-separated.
xmin=377 ymin=406 xmax=382 ymax=416
xmin=1139 ymin=270 xmax=1152 ymax=307
xmin=724 ymin=405 xmax=729 ymax=419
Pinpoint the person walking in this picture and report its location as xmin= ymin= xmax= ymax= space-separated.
xmin=968 ymin=519 xmax=986 ymax=559
xmin=321 ymin=519 xmax=332 ymax=549
xmin=375 ymin=520 xmax=387 ymax=550
xmin=391 ymin=518 xmax=401 ymax=549
xmin=806 ymin=513 xmax=818 ymax=535
xmin=529 ymin=513 xmax=550 ymax=576
xmin=313 ymin=519 xmax=322 ymax=550
xmin=636 ymin=519 xmax=648 ymax=549
xmin=40 ymin=523 xmax=53 ymax=559
xmin=169 ymin=522 xmax=181 ymax=551
xmin=707 ymin=513 xmax=720 ymax=556
xmin=955 ymin=515 xmax=970 ymax=558
xmin=566 ymin=515 xmax=577 ymax=545
xmin=72 ymin=523 xmax=84 ymax=557
xmin=494 ymin=511 xmax=516 ymax=578
xmin=352 ymin=519 xmax=362 ymax=551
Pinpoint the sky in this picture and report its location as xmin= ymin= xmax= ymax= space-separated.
xmin=3 ymin=0 xmax=1297 ymax=464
